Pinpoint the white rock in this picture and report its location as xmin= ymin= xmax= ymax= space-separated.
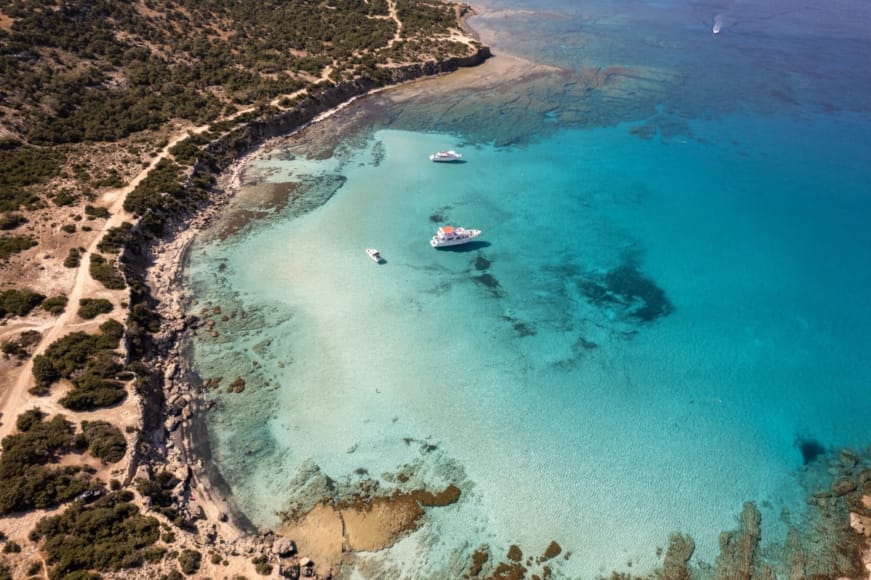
xmin=850 ymin=511 xmax=866 ymax=534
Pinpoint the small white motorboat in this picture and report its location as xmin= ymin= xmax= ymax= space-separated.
xmin=365 ymin=248 xmax=384 ymax=263
xmin=429 ymin=150 xmax=462 ymax=163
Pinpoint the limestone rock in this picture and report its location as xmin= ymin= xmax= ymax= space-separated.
xmin=272 ymin=537 xmax=297 ymax=557
xmin=850 ymin=512 xmax=866 ymax=535
xmin=660 ymin=532 xmax=695 ymax=580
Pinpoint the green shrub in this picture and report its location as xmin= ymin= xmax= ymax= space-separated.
xmin=0 ymin=213 xmax=27 ymax=230
xmin=0 ymin=413 xmax=97 ymax=515
xmin=0 ymin=235 xmax=38 ymax=260
xmin=32 ymin=491 xmax=161 ymax=578
xmin=89 ymin=253 xmax=126 ymax=289
xmin=16 ymin=408 xmax=46 ymax=432
xmin=60 ymin=370 xmax=127 ymax=411
xmin=2 ymin=540 xmax=21 ymax=553
xmin=0 ymin=148 xmax=64 ymax=212
xmin=84 ymin=204 xmax=110 ymax=219
xmin=252 ymin=554 xmax=273 ymax=575
xmin=42 ymin=295 xmax=69 ymax=315
xmin=0 ymin=563 xmax=9 ymax=580
xmin=52 ymin=191 xmax=77 ymax=206
xmin=61 ymin=224 xmax=77 ymax=233
xmin=81 ymin=420 xmax=127 ymax=463
xmin=1 ymin=329 xmax=41 ymax=360
xmin=78 ymin=298 xmax=114 ymax=320
xmin=31 ymin=318 xmax=125 ymax=389
xmin=178 ymin=549 xmax=202 ymax=575
xmin=0 ymin=288 xmax=45 ymax=317
xmin=97 ymin=222 xmax=134 ymax=254
xmin=48 ymin=197 xmax=74 ymax=214
xmin=64 ymin=248 xmax=82 ymax=268
xmin=27 ymin=561 xmax=42 ymax=576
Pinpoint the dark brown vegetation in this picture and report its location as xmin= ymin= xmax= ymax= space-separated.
xmin=30 ymin=319 xmax=127 ymax=413
xmin=31 ymin=490 xmax=163 ymax=578
xmin=0 ymin=288 xmax=44 ymax=318
xmin=0 ymin=329 xmax=41 ymax=360
xmin=77 ymin=297 xmax=114 ymax=320
xmin=89 ymin=253 xmax=127 ymax=289
xmin=79 ymin=420 xmax=127 ymax=464
xmin=0 ymin=411 xmax=100 ymax=515
xmin=0 ymin=0 xmax=477 ymax=147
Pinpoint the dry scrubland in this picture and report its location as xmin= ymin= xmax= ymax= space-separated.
xmin=0 ymin=0 xmax=487 ymax=577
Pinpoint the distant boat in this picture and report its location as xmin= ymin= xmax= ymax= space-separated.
xmin=430 ymin=226 xmax=481 ymax=248
xmin=365 ymin=248 xmax=384 ymax=263
xmin=429 ymin=150 xmax=462 ymax=163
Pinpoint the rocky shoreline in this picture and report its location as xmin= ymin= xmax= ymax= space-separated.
xmin=124 ymin=46 xmax=492 ymax=577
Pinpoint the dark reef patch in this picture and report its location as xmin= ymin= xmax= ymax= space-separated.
xmin=501 ymin=315 xmax=536 ymax=337
xmin=795 ymin=436 xmax=826 ymax=465
xmin=579 ymin=262 xmax=673 ymax=323
xmin=473 ymin=255 xmax=491 ymax=271
xmin=472 ymin=272 xmax=504 ymax=297
xmin=429 ymin=205 xmax=453 ymax=223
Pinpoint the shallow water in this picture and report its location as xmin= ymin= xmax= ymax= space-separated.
xmin=184 ymin=0 xmax=871 ymax=577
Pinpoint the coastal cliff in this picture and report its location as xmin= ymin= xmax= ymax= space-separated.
xmin=119 ymin=44 xmax=492 ymax=579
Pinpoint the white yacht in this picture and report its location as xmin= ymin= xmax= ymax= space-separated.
xmin=429 ymin=150 xmax=462 ymax=163
xmin=429 ymin=226 xmax=481 ymax=248
xmin=365 ymin=248 xmax=384 ymax=263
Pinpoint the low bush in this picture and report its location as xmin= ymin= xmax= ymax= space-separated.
xmin=178 ymin=549 xmax=202 ymax=575
xmin=52 ymin=191 xmax=77 ymax=206
xmin=78 ymin=298 xmax=114 ymax=320
xmin=0 ymin=213 xmax=27 ymax=230
xmin=42 ymin=295 xmax=69 ymax=315
xmin=80 ymin=420 xmax=127 ymax=463
xmin=89 ymin=254 xmax=126 ymax=289
xmin=0 ymin=288 xmax=45 ymax=317
xmin=60 ymin=373 xmax=127 ymax=411
xmin=252 ymin=554 xmax=273 ymax=575
xmin=31 ymin=318 xmax=125 ymax=389
xmin=63 ymin=248 xmax=82 ymax=268
xmin=0 ymin=235 xmax=37 ymax=260
xmin=32 ymin=491 xmax=162 ymax=578
xmin=84 ymin=204 xmax=110 ymax=219
xmin=61 ymin=224 xmax=77 ymax=233
xmin=1 ymin=330 xmax=41 ymax=360
xmin=97 ymin=222 xmax=134 ymax=254
xmin=0 ymin=413 xmax=97 ymax=515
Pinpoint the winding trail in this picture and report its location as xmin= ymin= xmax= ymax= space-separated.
xmin=0 ymin=128 xmax=203 ymax=442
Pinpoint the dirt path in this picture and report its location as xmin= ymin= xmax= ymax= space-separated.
xmin=387 ymin=0 xmax=403 ymax=45
xmin=0 ymin=127 xmax=203 ymax=442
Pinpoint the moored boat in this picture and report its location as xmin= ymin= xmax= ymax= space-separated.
xmin=429 ymin=150 xmax=462 ymax=163
xmin=430 ymin=226 xmax=481 ymax=248
xmin=365 ymin=248 xmax=384 ymax=263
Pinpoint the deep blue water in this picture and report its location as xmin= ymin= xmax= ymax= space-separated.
xmin=184 ymin=0 xmax=871 ymax=576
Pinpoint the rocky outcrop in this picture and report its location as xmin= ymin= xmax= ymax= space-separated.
xmin=714 ymin=502 xmax=764 ymax=580
xmin=659 ymin=532 xmax=695 ymax=580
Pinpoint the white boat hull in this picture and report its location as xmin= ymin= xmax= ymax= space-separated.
xmin=429 ymin=150 xmax=462 ymax=163
xmin=430 ymin=229 xmax=481 ymax=247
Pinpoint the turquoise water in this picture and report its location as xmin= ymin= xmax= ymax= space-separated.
xmin=184 ymin=0 xmax=871 ymax=577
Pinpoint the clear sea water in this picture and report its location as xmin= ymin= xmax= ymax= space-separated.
xmin=183 ymin=0 xmax=871 ymax=577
